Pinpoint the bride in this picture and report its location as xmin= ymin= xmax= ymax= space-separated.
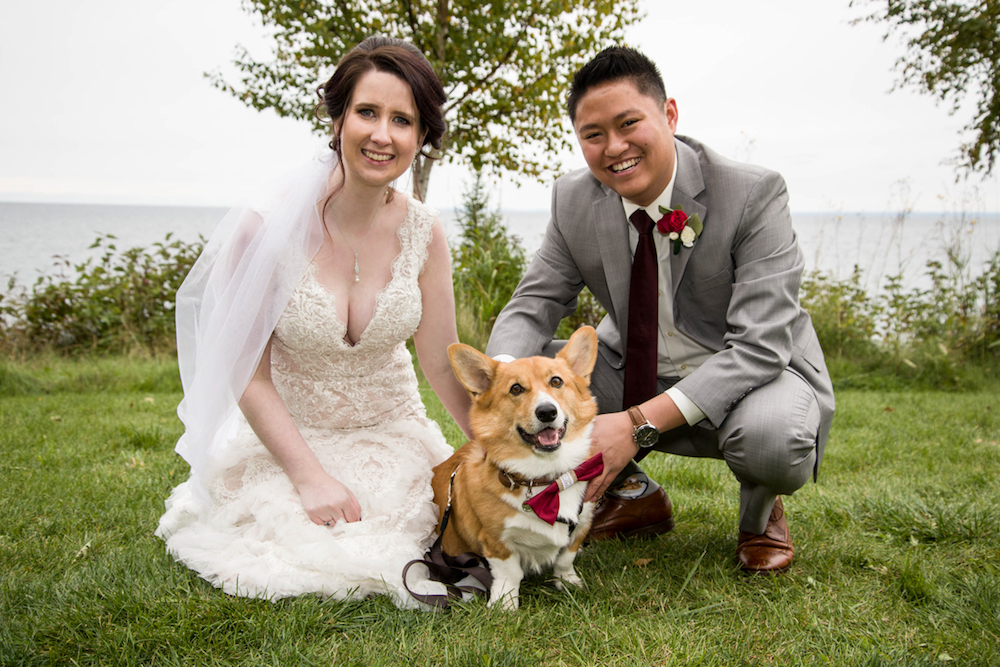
xmin=156 ymin=36 xmax=472 ymax=607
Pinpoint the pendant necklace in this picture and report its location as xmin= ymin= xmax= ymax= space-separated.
xmin=331 ymin=192 xmax=386 ymax=283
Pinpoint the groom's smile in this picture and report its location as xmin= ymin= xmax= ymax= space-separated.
xmin=573 ymin=78 xmax=678 ymax=207
xmin=610 ymin=157 xmax=641 ymax=173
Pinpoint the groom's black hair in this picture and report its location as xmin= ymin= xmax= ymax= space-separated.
xmin=566 ymin=47 xmax=668 ymax=125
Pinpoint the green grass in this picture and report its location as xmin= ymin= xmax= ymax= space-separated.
xmin=2 ymin=357 xmax=999 ymax=666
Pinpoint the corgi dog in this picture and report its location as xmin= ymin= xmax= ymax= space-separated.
xmin=432 ymin=326 xmax=601 ymax=611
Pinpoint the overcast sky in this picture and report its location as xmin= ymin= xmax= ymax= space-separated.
xmin=2 ymin=0 xmax=999 ymax=213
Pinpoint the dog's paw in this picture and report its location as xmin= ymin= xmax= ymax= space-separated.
xmin=553 ymin=570 xmax=584 ymax=591
xmin=487 ymin=591 xmax=520 ymax=611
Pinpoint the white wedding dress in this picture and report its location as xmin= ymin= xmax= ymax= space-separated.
xmin=156 ymin=196 xmax=454 ymax=607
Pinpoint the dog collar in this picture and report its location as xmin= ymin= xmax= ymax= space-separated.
xmin=497 ymin=468 xmax=554 ymax=491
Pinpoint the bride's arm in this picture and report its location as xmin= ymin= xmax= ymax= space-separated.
xmin=238 ymin=337 xmax=362 ymax=525
xmin=413 ymin=217 xmax=474 ymax=440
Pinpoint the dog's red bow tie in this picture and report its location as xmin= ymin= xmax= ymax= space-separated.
xmin=523 ymin=453 xmax=604 ymax=525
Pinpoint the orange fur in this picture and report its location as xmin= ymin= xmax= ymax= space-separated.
xmin=431 ymin=326 xmax=600 ymax=610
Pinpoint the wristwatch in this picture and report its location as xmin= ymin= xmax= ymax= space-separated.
xmin=627 ymin=406 xmax=659 ymax=449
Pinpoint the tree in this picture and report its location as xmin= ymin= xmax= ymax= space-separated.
xmin=853 ymin=0 xmax=1000 ymax=176
xmin=451 ymin=170 xmax=526 ymax=346
xmin=212 ymin=0 xmax=642 ymax=198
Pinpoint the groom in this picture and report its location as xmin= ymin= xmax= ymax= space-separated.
xmin=486 ymin=47 xmax=835 ymax=572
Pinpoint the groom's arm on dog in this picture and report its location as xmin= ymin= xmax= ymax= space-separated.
xmin=584 ymin=396 xmax=687 ymax=502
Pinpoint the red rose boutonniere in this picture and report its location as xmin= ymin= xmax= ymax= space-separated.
xmin=655 ymin=205 xmax=703 ymax=255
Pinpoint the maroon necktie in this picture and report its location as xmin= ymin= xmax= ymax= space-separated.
xmin=622 ymin=209 xmax=659 ymax=411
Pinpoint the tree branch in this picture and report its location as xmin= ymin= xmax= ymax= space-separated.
xmin=444 ymin=15 xmax=532 ymax=115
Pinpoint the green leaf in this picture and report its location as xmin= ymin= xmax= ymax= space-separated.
xmin=688 ymin=214 xmax=703 ymax=237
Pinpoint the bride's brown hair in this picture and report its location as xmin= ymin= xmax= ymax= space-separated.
xmin=316 ymin=36 xmax=447 ymax=200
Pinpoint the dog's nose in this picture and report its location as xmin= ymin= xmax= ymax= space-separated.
xmin=535 ymin=403 xmax=558 ymax=423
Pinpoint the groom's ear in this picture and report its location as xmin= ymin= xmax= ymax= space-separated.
xmin=664 ymin=97 xmax=678 ymax=132
xmin=448 ymin=344 xmax=497 ymax=397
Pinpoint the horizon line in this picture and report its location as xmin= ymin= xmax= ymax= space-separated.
xmin=2 ymin=198 xmax=998 ymax=217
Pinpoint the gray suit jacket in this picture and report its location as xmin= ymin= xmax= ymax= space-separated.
xmin=487 ymin=135 xmax=835 ymax=471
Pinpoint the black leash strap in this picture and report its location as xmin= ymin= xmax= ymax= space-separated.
xmin=402 ymin=469 xmax=494 ymax=609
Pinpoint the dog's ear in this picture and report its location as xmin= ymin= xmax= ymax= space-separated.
xmin=557 ymin=326 xmax=599 ymax=384
xmin=448 ymin=344 xmax=497 ymax=397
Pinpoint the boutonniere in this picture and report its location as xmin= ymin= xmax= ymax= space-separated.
xmin=655 ymin=205 xmax=703 ymax=255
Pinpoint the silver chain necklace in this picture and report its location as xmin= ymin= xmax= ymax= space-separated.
xmin=331 ymin=193 xmax=386 ymax=283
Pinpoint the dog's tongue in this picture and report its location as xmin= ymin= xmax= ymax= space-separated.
xmin=536 ymin=428 xmax=560 ymax=446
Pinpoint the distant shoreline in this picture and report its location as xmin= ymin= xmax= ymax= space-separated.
xmin=2 ymin=202 xmax=998 ymax=294
xmin=2 ymin=199 xmax=999 ymax=217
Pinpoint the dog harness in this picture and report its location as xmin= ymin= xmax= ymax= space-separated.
xmin=402 ymin=453 xmax=604 ymax=608
xmin=402 ymin=467 xmax=493 ymax=609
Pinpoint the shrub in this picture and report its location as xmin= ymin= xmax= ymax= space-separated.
xmin=802 ymin=248 xmax=1000 ymax=388
xmin=554 ymin=286 xmax=607 ymax=340
xmin=0 ymin=233 xmax=202 ymax=356
xmin=450 ymin=171 xmax=610 ymax=348
xmin=801 ymin=267 xmax=883 ymax=361
xmin=450 ymin=171 xmax=526 ymax=348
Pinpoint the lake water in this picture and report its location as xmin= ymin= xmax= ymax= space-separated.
xmin=2 ymin=201 xmax=998 ymax=293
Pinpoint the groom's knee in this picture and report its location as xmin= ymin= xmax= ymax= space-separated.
xmin=719 ymin=370 xmax=820 ymax=494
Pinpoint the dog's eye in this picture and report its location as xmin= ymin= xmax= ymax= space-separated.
xmin=549 ymin=376 xmax=563 ymax=388
xmin=509 ymin=383 xmax=524 ymax=396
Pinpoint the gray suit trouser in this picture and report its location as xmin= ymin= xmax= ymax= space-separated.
xmin=543 ymin=340 xmax=820 ymax=534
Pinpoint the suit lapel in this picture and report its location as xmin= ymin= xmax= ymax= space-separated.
xmin=594 ymin=191 xmax=632 ymax=336
xmin=668 ymin=140 xmax=707 ymax=296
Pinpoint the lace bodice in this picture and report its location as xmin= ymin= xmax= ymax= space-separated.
xmin=270 ymin=196 xmax=435 ymax=430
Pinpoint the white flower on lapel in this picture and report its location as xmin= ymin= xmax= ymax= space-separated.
xmin=680 ymin=225 xmax=697 ymax=247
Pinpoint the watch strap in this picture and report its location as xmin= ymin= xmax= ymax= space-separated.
xmin=627 ymin=405 xmax=648 ymax=430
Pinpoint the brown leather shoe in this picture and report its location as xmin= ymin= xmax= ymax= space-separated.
xmin=587 ymin=486 xmax=674 ymax=541
xmin=737 ymin=497 xmax=794 ymax=573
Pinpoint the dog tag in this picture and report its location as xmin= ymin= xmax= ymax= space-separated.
xmin=521 ymin=503 xmax=533 ymax=513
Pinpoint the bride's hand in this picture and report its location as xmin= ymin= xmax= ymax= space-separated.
xmin=297 ymin=474 xmax=362 ymax=526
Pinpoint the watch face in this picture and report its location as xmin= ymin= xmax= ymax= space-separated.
xmin=635 ymin=424 xmax=659 ymax=448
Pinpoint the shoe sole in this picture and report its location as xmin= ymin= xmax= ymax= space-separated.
xmin=620 ymin=516 xmax=675 ymax=539
xmin=588 ymin=516 xmax=675 ymax=542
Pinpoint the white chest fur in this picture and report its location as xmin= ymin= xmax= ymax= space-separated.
xmin=500 ymin=481 xmax=593 ymax=573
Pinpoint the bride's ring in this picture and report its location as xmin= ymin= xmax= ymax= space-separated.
xmin=324 ymin=521 xmax=332 ymax=526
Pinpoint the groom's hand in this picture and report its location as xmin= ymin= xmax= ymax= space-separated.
xmin=584 ymin=411 xmax=640 ymax=502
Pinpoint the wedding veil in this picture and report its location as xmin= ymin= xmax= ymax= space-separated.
xmin=173 ymin=157 xmax=332 ymax=504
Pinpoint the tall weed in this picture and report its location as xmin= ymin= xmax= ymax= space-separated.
xmin=3 ymin=183 xmax=997 ymax=391
xmin=800 ymin=267 xmax=882 ymax=360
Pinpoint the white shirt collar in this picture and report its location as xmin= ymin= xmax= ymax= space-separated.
xmin=621 ymin=153 xmax=679 ymax=223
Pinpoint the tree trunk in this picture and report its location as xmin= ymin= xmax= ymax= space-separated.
xmin=412 ymin=153 xmax=436 ymax=202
